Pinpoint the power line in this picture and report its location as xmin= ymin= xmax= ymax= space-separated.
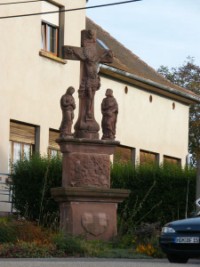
xmin=0 ymin=0 xmax=141 ymax=20
xmin=0 ymin=0 xmax=42 ymax=5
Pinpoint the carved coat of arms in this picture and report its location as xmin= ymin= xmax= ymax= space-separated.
xmin=81 ymin=212 xmax=108 ymax=236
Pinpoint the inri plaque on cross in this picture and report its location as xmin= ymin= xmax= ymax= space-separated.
xmin=63 ymin=29 xmax=113 ymax=139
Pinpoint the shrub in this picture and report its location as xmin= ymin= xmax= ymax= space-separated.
xmin=14 ymin=220 xmax=52 ymax=243
xmin=0 ymin=241 xmax=59 ymax=258
xmin=0 ymin=217 xmax=165 ymax=258
xmin=52 ymin=233 xmax=85 ymax=256
xmin=111 ymin=162 xmax=196 ymax=233
xmin=12 ymin=155 xmax=196 ymax=233
xmin=11 ymin=153 xmax=62 ymax=225
xmin=0 ymin=218 xmax=52 ymax=244
xmin=0 ymin=221 xmax=17 ymax=243
xmin=52 ymin=233 xmax=110 ymax=257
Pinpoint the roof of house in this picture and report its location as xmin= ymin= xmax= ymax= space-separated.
xmin=86 ymin=17 xmax=200 ymax=105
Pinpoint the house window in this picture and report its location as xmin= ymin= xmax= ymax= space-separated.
xmin=41 ymin=21 xmax=58 ymax=55
xmin=163 ymin=155 xmax=181 ymax=166
xmin=41 ymin=1 xmax=61 ymax=56
xmin=48 ymin=129 xmax=60 ymax=157
xmin=114 ymin=145 xmax=135 ymax=164
xmin=9 ymin=121 xmax=36 ymax=168
xmin=140 ymin=150 xmax=159 ymax=165
xmin=10 ymin=142 xmax=33 ymax=163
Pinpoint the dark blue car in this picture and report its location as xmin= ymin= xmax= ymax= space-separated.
xmin=159 ymin=216 xmax=200 ymax=263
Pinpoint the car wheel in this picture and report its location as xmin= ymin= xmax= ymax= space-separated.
xmin=167 ymin=254 xmax=188 ymax=263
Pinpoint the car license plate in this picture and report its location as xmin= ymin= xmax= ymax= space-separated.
xmin=175 ymin=237 xmax=199 ymax=243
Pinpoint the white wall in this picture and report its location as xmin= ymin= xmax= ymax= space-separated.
xmin=95 ymin=76 xmax=189 ymax=164
xmin=0 ymin=0 xmax=86 ymax=173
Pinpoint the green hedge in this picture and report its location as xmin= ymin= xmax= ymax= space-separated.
xmin=11 ymin=155 xmax=196 ymax=230
xmin=11 ymin=154 xmax=62 ymax=225
xmin=111 ymin=162 xmax=196 ymax=233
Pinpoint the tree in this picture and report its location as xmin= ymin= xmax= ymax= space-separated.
xmin=158 ymin=57 xmax=200 ymax=165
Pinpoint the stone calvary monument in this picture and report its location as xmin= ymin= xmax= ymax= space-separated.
xmin=51 ymin=30 xmax=130 ymax=240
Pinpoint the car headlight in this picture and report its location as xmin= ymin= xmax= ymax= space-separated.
xmin=161 ymin=226 xmax=176 ymax=234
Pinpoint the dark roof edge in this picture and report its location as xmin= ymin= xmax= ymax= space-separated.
xmin=100 ymin=64 xmax=200 ymax=104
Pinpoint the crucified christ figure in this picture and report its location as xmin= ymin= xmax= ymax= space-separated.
xmin=63 ymin=29 xmax=113 ymax=139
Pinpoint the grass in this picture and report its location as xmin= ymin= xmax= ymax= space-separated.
xmin=97 ymin=248 xmax=150 ymax=259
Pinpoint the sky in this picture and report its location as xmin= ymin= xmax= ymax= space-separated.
xmin=86 ymin=0 xmax=200 ymax=70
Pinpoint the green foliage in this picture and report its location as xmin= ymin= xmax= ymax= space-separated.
xmin=0 ymin=217 xmax=161 ymax=259
xmin=111 ymin=233 xmax=134 ymax=249
xmin=0 ymin=221 xmax=17 ymax=243
xmin=0 ymin=217 xmax=51 ymax=244
xmin=11 ymin=153 xmax=62 ymax=224
xmin=11 ymin=155 xmax=196 ymax=234
xmin=111 ymin=162 xmax=196 ymax=233
xmin=10 ymin=154 xmax=196 ymax=259
xmin=52 ymin=233 xmax=109 ymax=257
xmin=0 ymin=242 xmax=59 ymax=258
xmin=82 ymin=239 xmax=109 ymax=257
xmin=52 ymin=233 xmax=147 ymax=258
xmin=52 ymin=233 xmax=85 ymax=256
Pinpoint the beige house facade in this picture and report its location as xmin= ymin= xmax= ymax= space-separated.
xmin=0 ymin=1 xmax=199 ymax=212
xmin=0 ymin=0 xmax=86 ymax=212
xmin=0 ymin=0 xmax=85 ymax=174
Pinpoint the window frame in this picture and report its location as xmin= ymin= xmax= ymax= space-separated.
xmin=9 ymin=120 xmax=37 ymax=172
xmin=41 ymin=20 xmax=59 ymax=56
xmin=48 ymin=129 xmax=61 ymax=158
xmin=114 ymin=145 xmax=135 ymax=165
xmin=10 ymin=141 xmax=34 ymax=164
xmin=140 ymin=150 xmax=159 ymax=165
xmin=40 ymin=1 xmax=65 ymax=59
xmin=163 ymin=155 xmax=181 ymax=166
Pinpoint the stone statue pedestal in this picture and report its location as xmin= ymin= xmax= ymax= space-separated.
xmin=51 ymin=138 xmax=130 ymax=240
xmin=54 ymin=29 xmax=128 ymax=240
xmin=51 ymin=187 xmax=129 ymax=240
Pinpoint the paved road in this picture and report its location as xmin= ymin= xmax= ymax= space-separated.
xmin=0 ymin=258 xmax=199 ymax=267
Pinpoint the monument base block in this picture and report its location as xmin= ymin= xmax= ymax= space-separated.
xmin=52 ymin=138 xmax=130 ymax=240
xmin=51 ymin=187 xmax=130 ymax=240
xmin=56 ymin=138 xmax=120 ymax=188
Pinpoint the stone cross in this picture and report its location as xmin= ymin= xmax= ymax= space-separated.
xmin=62 ymin=29 xmax=113 ymax=139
